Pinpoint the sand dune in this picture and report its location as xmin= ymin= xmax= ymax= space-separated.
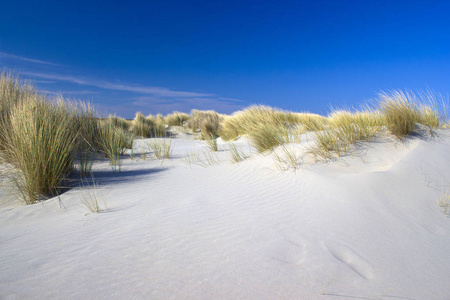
xmin=1 ymin=130 xmax=450 ymax=299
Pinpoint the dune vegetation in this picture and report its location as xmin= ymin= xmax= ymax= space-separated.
xmin=0 ymin=71 xmax=448 ymax=205
xmin=0 ymin=72 xmax=134 ymax=204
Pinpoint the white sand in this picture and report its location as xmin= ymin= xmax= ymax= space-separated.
xmin=1 ymin=130 xmax=450 ymax=299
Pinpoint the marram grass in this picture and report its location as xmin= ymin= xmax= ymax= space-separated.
xmin=1 ymin=97 xmax=78 ymax=204
xmin=0 ymin=72 xmax=134 ymax=204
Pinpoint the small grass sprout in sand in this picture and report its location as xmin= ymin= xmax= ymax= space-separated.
xmin=183 ymin=150 xmax=220 ymax=168
xmin=205 ymin=133 xmax=219 ymax=151
xmin=227 ymin=143 xmax=249 ymax=163
xmin=149 ymin=139 xmax=173 ymax=159
xmin=273 ymin=144 xmax=302 ymax=171
xmin=438 ymin=189 xmax=450 ymax=216
xmin=80 ymin=175 xmax=107 ymax=213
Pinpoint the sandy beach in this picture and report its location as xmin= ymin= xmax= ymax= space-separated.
xmin=1 ymin=129 xmax=450 ymax=299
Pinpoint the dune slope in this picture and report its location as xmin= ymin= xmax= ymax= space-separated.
xmin=1 ymin=131 xmax=450 ymax=299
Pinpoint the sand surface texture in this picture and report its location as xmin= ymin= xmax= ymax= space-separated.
xmin=1 ymin=131 xmax=450 ymax=299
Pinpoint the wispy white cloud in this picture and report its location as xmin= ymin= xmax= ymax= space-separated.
xmin=34 ymin=80 xmax=57 ymax=84
xmin=130 ymin=95 xmax=246 ymax=114
xmin=39 ymin=89 xmax=100 ymax=96
xmin=38 ymin=89 xmax=60 ymax=96
xmin=22 ymin=71 xmax=215 ymax=98
xmin=63 ymin=90 xmax=100 ymax=95
xmin=0 ymin=52 xmax=61 ymax=66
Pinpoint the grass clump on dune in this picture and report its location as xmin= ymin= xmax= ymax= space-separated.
xmin=108 ymin=115 xmax=132 ymax=131
xmin=378 ymin=90 xmax=446 ymax=138
xmin=219 ymin=105 xmax=324 ymax=152
xmin=153 ymin=114 xmax=167 ymax=137
xmin=133 ymin=113 xmax=167 ymax=138
xmin=379 ymin=91 xmax=421 ymax=139
xmin=219 ymin=105 xmax=326 ymax=142
xmin=132 ymin=112 xmax=154 ymax=138
xmin=97 ymin=121 xmax=134 ymax=171
xmin=165 ymin=111 xmax=190 ymax=126
xmin=309 ymin=89 xmax=447 ymax=160
xmin=248 ymin=123 xmax=289 ymax=153
xmin=185 ymin=110 xmax=224 ymax=139
xmin=1 ymin=97 xmax=79 ymax=203
xmin=149 ymin=139 xmax=173 ymax=159
xmin=0 ymin=72 xmax=133 ymax=204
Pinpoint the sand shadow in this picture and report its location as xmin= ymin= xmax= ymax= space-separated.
xmin=84 ymin=167 xmax=168 ymax=187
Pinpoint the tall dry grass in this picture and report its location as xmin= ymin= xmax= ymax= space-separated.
xmin=0 ymin=72 xmax=133 ymax=204
xmin=132 ymin=112 xmax=153 ymax=137
xmin=378 ymin=90 xmax=446 ymax=138
xmin=1 ymin=97 xmax=79 ymax=203
xmin=219 ymin=106 xmax=324 ymax=152
xmin=165 ymin=111 xmax=190 ymax=126
xmin=108 ymin=115 xmax=132 ymax=131
xmin=309 ymin=90 xmax=448 ymax=160
xmin=132 ymin=113 xmax=167 ymax=138
xmin=186 ymin=110 xmax=224 ymax=139
xmin=219 ymin=105 xmax=326 ymax=142
xmin=97 ymin=121 xmax=134 ymax=171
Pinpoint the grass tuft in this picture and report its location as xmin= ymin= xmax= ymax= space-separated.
xmin=165 ymin=111 xmax=190 ymax=126
xmin=97 ymin=121 xmax=134 ymax=172
xmin=227 ymin=143 xmax=249 ymax=163
xmin=132 ymin=112 xmax=154 ymax=137
xmin=438 ymin=190 xmax=450 ymax=216
xmin=149 ymin=139 xmax=173 ymax=159
xmin=80 ymin=175 xmax=107 ymax=213
xmin=1 ymin=96 xmax=78 ymax=204
xmin=0 ymin=72 xmax=133 ymax=204
xmin=186 ymin=110 xmax=224 ymax=138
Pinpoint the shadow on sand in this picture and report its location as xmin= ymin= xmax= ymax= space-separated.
xmin=71 ymin=167 xmax=168 ymax=189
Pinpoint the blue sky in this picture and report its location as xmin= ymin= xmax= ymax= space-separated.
xmin=1 ymin=0 xmax=450 ymax=118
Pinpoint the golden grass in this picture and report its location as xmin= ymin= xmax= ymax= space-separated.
xmin=273 ymin=144 xmax=302 ymax=171
xmin=2 ymin=70 xmax=448 ymax=204
xmin=149 ymin=139 xmax=173 ymax=159
xmin=227 ymin=143 xmax=249 ymax=163
xmin=378 ymin=90 xmax=446 ymax=138
xmin=185 ymin=110 xmax=224 ymax=139
xmin=108 ymin=115 xmax=132 ymax=131
xmin=97 ymin=121 xmax=134 ymax=171
xmin=309 ymin=90 xmax=447 ymax=160
xmin=165 ymin=111 xmax=190 ymax=126
xmin=438 ymin=190 xmax=450 ymax=216
xmin=183 ymin=150 xmax=220 ymax=167
xmin=80 ymin=175 xmax=108 ymax=213
xmin=205 ymin=134 xmax=219 ymax=151
xmin=219 ymin=106 xmax=319 ymax=152
xmin=218 ymin=106 xmax=325 ymax=154
xmin=1 ymin=97 xmax=79 ymax=204
xmin=132 ymin=112 xmax=154 ymax=137
xmin=0 ymin=72 xmax=133 ymax=204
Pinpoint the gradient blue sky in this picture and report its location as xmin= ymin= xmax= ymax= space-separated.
xmin=1 ymin=0 xmax=450 ymax=118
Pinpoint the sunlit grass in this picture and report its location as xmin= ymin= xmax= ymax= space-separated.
xmin=0 ymin=72 xmax=133 ymax=204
